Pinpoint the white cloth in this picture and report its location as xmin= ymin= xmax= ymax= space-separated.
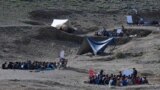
xmin=117 ymin=28 xmax=123 ymax=34
xmin=60 ymin=50 xmax=65 ymax=59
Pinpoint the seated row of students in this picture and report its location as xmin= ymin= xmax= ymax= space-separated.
xmin=2 ymin=61 xmax=57 ymax=70
xmin=88 ymin=68 xmax=149 ymax=87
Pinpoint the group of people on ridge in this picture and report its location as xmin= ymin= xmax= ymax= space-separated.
xmin=88 ymin=68 xmax=149 ymax=87
xmin=95 ymin=26 xmax=124 ymax=37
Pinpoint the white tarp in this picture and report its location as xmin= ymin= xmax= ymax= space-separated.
xmin=51 ymin=19 xmax=68 ymax=28
xmin=122 ymin=69 xmax=133 ymax=76
xmin=126 ymin=15 xmax=133 ymax=24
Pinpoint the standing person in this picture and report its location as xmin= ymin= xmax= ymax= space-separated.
xmin=132 ymin=68 xmax=138 ymax=78
xmin=119 ymin=71 xmax=122 ymax=77
xmin=59 ymin=50 xmax=68 ymax=69
xmin=59 ymin=50 xmax=65 ymax=64
xmin=121 ymin=25 xmax=124 ymax=30
xmin=98 ymin=69 xmax=104 ymax=84
xmin=60 ymin=50 xmax=65 ymax=59
xmin=102 ymin=27 xmax=107 ymax=36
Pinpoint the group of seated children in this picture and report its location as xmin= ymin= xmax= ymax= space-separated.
xmin=2 ymin=61 xmax=57 ymax=70
xmin=95 ymin=26 xmax=124 ymax=37
xmin=88 ymin=68 xmax=149 ymax=87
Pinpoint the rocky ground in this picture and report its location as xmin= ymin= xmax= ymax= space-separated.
xmin=0 ymin=0 xmax=160 ymax=90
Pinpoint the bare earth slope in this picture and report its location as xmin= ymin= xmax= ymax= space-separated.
xmin=0 ymin=0 xmax=160 ymax=90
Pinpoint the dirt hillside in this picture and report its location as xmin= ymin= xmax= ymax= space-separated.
xmin=0 ymin=0 xmax=160 ymax=90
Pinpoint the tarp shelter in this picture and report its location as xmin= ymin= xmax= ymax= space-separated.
xmin=51 ymin=19 xmax=69 ymax=29
xmin=77 ymin=37 xmax=115 ymax=55
xmin=126 ymin=15 xmax=133 ymax=24
xmin=122 ymin=69 xmax=133 ymax=76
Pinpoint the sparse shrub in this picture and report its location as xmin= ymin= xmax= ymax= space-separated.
xmin=115 ymin=52 xmax=125 ymax=58
xmin=113 ymin=14 xmax=116 ymax=17
xmin=131 ymin=52 xmax=143 ymax=57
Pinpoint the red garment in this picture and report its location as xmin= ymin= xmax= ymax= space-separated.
xmin=135 ymin=77 xmax=141 ymax=84
xmin=89 ymin=68 xmax=95 ymax=78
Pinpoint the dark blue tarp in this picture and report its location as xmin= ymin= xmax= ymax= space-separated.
xmin=77 ymin=37 xmax=115 ymax=55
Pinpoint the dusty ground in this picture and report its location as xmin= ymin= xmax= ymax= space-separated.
xmin=0 ymin=0 xmax=160 ymax=90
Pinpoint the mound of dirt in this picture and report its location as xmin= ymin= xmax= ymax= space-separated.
xmin=124 ymin=29 xmax=152 ymax=37
xmin=29 ymin=9 xmax=73 ymax=20
xmin=21 ymin=20 xmax=45 ymax=25
xmin=139 ymin=10 xmax=160 ymax=20
xmin=34 ymin=27 xmax=83 ymax=43
xmin=0 ymin=26 xmax=79 ymax=61
xmin=1 ymin=1 xmax=160 ymax=90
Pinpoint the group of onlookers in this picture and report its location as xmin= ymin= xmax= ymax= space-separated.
xmin=137 ymin=17 xmax=159 ymax=26
xmin=95 ymin=26 xmax=124 ymax=37
xmin=88 ymin=68 xmax=149 ymax=87
xmin=2 ymin=61 xmax=57 ymax=70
